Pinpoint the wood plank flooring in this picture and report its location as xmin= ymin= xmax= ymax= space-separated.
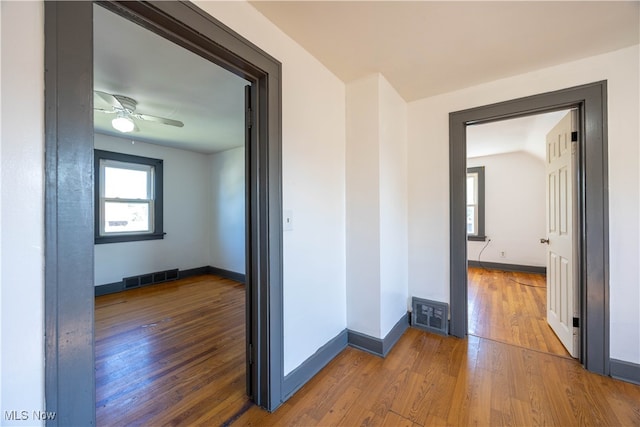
xmin=467 ymin=266 xmax=569 ymax=357
xmin=237 ymin=329 xmax=640 ymax=426
xmin=96 ymin=274 xmax=640 ymax=426
xmin=95 ymin=275 xmax=247 ymax=426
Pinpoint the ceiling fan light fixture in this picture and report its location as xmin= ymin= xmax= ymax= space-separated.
xmin=112 ymin=115 xmax=135 ymax=133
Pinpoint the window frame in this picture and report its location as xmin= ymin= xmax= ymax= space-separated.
xmin=467 ymin=166 xmax=486 ymax=241
xmin=94 ymin=149 xmax=164 ymax=244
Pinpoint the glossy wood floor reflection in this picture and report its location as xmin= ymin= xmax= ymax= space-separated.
xmin=95 ymin=275 xmax=247 ymax=426
xmin=96 ymin=274 xmax=640 ymax=427
xmin=467 ymin=267 xmax=569 ymax=357
xmin=238 ymin=329 xmax=640 ymax=426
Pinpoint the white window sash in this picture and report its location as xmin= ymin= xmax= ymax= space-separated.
xmin=99 ymin=160 xmax=155 ymax=236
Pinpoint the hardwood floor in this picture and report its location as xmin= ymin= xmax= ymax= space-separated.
xmin=95 ymin=275 xmax=247 ymax=426
xmin=467 ymin=266 xmax=569 ymax=357
xmin=96 ymin=274 xmax=640 ymax=426
xmin=237 ymin=329 xmax=640 ymax=426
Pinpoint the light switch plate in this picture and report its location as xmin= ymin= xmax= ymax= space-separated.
xmin=283 ymin=209 xmax=293 ymax=231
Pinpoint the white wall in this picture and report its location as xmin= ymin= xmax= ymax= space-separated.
xmin=346 ymin=73 xmax=408 ymax=339
xmin=94 ymin=134 xmax=212 ymax=285
xmin=378 ymin=76 xmax=408 ymax=337
xmin=209 ymin=147 xmax=245 ymax=274
xmin=467 ymin=152 xmax=546 ymax=267
xmin=408 ymin=45 xmax=640 ymax=364
xmin=194 ymin=1 xmax=347 ymax=375
xmin=346 ymin=74 xmax=381 ymax=338
xmin=0 ymin=1 xmax=45 ymax=423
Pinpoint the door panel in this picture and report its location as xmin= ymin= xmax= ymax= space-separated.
xmin=548 ymin=172 xmax=557 ymax=232
xmin=545 ymin=110 xmax=579 ymax=358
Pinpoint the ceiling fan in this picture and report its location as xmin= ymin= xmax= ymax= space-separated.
xmin=94 ymin=90 xmax=184 ymax=133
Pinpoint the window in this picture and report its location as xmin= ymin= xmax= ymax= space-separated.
xmin=95 ymin=150 xmax=164 ymax=244
xmin=467 ymin=166 xmax=485 ymax=241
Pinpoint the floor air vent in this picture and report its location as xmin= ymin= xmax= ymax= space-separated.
xmin=411 ymin=297 xmax=449 ymax=335
xmin=123 ymin=269 xmax=179 ymax=289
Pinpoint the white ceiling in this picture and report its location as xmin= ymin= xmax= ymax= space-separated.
xmin=467 ymin=109 xmax=571 ymax=160
xmin=250 ymin=1 xmax=640 ymax=102
xmin=94 ymin=2 xmax=639 ymax=154
xmin=94 ymin=5 xmax=249 ymax=154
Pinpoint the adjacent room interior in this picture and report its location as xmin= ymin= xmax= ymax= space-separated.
xmin=466 ymin=110 xmax=576 ymax=358
xmin=92 ymin=5 xmax=250 ymax=424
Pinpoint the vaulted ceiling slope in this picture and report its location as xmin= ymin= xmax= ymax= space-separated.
xmin=250 ymin=1 xmax=640 ymax=101
xmin=467 ymin=109 xmax=570 ymax=160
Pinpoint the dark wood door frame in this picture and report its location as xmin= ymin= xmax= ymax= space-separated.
xmin=44 ymin=2 xmax=283 ymax=424
xmin=449 ymin=81 xmax=609 ymax=375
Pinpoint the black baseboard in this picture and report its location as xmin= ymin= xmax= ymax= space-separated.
xmin=95 ymin=281 xmax=123 ymax=297
xmin=347 ymin=313 xmax=409 ymax=357
xmin=610 ymin=358 xmax=640 ymax=385
xmin=283 ymin=329 xmax=348 ymax=399
xmin=468 ymin=260 xmax=546 ymax=274
xmin=95 ymin=265 xmax=245 ymax=296
xmin=179 ymin=266 xmax=211 ymax=278
xmin=209 ymin=266 xmax=245 ymax=283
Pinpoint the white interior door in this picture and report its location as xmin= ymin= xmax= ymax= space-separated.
xmin=544 ymin=110 xmax=579 ymax=358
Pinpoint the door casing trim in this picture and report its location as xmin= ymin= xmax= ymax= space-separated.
xmin=449 ymin=81 xmax=609 ymax=375
xmin=44 ymin=2 xmax=284 ymax=424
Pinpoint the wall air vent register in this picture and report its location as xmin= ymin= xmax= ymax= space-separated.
xmin=411 ymin=297 xmax=449 ymax=335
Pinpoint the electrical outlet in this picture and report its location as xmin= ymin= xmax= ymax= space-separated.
xmin=500 ymin=251 xmax=506 ymax=258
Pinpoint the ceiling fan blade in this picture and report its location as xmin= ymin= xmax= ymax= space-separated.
xmin=133 ymin=113 xmax=184 ymax=128
xmin=94 ymin=108 xmax=117 ymax=114
xmin=94 ymin=90 xmax=124 ymax=110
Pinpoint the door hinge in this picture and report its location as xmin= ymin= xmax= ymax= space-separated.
xmin=573 ymin=317 xmax=580 ymax=328
xmin=571 ymin=131 xmax=578 ymax=142
xmin=246 ymin=108 xmax=254 ymax=128
xmin=248 ymin=343 xmax=253 ymax=364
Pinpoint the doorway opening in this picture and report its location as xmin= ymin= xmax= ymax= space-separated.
xmin=44 ymin=2 xmax=283 ymax=424
xmin=92 ymin=5 xmax=252 ymax=424
xmin=465 ymin=109 xmax=577 ymax=358
xmin=449 ymin=81 xmax=609 ymax=376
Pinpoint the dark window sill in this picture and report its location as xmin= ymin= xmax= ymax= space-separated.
xmin=95 ymin=232 xmax=165 ymax=245
xmin=467 ymin=235 xmax=487 ymax=242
